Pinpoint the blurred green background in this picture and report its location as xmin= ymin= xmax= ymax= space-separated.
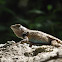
xmin=0 ymin=0 xmax=62 ymax=43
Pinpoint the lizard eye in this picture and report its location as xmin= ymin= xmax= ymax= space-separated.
xmin=15 ymin=24 xmax=21 ymax=28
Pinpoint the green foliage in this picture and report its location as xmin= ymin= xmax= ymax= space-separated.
xmin=47 ymin=5 xmax=52 ymax=11
xmin=0 ymin=0 xmax=6 ymax=5
xmin=28 ymin=9 xmax=44 ymax=14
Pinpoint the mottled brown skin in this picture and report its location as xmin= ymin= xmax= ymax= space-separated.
xmin=10 ymin=24 xmax=62 ymax=47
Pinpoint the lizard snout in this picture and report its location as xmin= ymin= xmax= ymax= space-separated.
xmin=10 ymin=24 xmax=21 ymax=30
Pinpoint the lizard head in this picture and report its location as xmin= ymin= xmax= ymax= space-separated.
xmin=10 ymin=24 xmax=28 ymax=39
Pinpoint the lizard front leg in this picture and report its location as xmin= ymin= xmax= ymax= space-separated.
xmin=51 ymin=40 xmax=62 ymax=47
xmin=16 ymin=36 xmax=33 ymax=47
xmin=17 ymin=36 xmax=29 ymax=44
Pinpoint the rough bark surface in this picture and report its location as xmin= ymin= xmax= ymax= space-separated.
xmin=0 ymin=41 xmax=62 ymax=62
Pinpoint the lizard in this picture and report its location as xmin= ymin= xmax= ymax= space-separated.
xmin=10 ymin=24 xmax=62 ymax=47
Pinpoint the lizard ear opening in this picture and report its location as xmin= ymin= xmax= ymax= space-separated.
xmin=22 ymin=32 xmax=29 ymax=38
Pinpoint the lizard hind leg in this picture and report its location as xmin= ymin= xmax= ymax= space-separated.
xmin=51 ymin=40 xmax=62 ymax=47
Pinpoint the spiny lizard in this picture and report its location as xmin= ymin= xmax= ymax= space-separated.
xmin=10 ymin=24 xmax=62 ymax=47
